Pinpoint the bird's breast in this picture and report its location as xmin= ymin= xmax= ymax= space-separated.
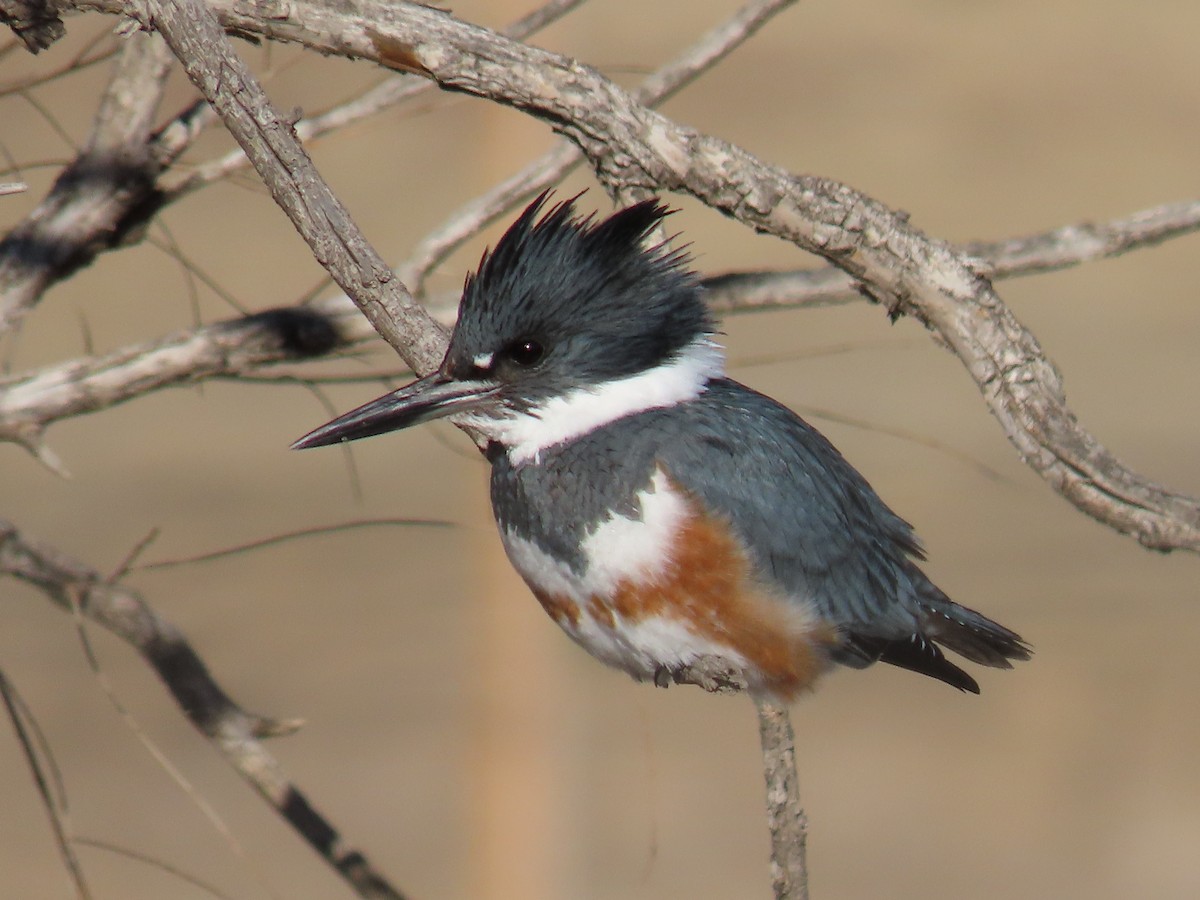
xmin=497 ymin=468 xmax=837 ymax=698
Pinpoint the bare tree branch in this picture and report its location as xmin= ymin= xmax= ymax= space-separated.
xmin=0 ymin=30 xmax=171 ymax=334
xmin=0 ymin=517 xmax=409 ymax=900
xmin=967 ymin=198 xmax=1200 ymax=278
xmin=138 ymin=0 xmax=446 ymax=378
xmin=160 ymin=0 xmax=590 ymax=200
xmin=0 ymin=303 xmax=360 ymax=451
xmin=756 ymin=699 xmax=808 ymax=900
xmin=704 ymin=198 xmax=1200 ymax=313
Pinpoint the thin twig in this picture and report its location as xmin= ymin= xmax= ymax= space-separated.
xmin=0 ymin=667 xmax=93 ymax=900
xmin=73 ymin=838 xmax=232 ymax=900
xmin=0 ymin=517 xmax=409 ymax=900
xmin=135 ymin=517 xmax=454 ymax=571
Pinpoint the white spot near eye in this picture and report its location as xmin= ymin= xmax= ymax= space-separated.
xmin=473 ymin=352 xmax=495 ymax=370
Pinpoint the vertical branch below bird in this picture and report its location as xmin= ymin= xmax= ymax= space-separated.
xmin=756 ymin=698 xmax=809 ymax=900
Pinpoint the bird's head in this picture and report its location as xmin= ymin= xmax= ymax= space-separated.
xmin=292 ymin=193 xmax=723 ymax=462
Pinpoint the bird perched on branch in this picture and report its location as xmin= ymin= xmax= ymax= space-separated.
xmin=294 ymin=194 xmax=1030 ymax=699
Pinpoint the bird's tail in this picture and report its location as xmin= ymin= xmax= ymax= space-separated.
xmin=918 ymin=583 xmax=1032 ymax=670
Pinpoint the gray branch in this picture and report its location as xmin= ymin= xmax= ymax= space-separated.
xmin=144 ymin=0 xmax=448 ymax=376
xmin=0 ymin=301 xmax=366 ymax=452
xmin=0 ymin=30 xmax=172 ymax=335
xmin=0 ymin=517 xmax=408 ymax=900
xmin=705 ymin=199 xmax=1200 ymax=312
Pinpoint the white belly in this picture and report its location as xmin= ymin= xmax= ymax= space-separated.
xmin=498 ymin=470 xmax=751 ymax=680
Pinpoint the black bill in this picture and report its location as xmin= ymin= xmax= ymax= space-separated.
xmin=291 ymin=373 xmax=499 ymax=449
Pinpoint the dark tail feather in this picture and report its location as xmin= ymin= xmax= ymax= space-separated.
xmin=843 ymin=584 xmax=1031 ymax=693
xmin=851 ymin=633 xmax=982 ymax=693
xmin=920 ymin=591 xmax=1032 ymax=671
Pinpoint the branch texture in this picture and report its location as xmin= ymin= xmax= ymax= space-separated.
xmin=0 ymin=30 xmax=171 ymax=334
xmin=704 ymin=199 xmax=1200 ymax=313
xmin=0 ymin=303 xmax=361 ymax=449
xmin=144 ymin=0 xmax=448 ymax=375
xmin=757 ymin=699 xmax=808 ymax=900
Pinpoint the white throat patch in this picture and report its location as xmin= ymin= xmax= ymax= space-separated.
xmin=464 ymin=337 xmax=725 ymax=465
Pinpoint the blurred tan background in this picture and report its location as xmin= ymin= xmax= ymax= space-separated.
xmin=3 ymin=1 xmax=1199 ymax=898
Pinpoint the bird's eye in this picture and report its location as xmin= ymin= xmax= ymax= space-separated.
xmin=505 ymin=338 xmax=545 ymax=368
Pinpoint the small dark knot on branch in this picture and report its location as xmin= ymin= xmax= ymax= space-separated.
xmin=241 ymin=307 xmax=343 ymax=359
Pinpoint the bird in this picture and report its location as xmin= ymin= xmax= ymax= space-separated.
xmin=293 ymin=194 xmax=1030 ymax=700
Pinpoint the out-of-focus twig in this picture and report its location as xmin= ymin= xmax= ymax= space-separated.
xmin=0 ymin=667 xmax=93 ymax=900
xmin=0 ymin=517 xmax=409 ymax=900
xmin=0 ymin=31 xmax=171 ymax=335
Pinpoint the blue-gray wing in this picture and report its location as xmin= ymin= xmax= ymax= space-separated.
xmin=649 ymin=379 xmax=1029 ymax=689
xmin=654 ymin=379 xmax=926 ymax=647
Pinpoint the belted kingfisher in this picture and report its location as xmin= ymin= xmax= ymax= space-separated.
xmin=294 ymin=195 xmax=1030 ymax=699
